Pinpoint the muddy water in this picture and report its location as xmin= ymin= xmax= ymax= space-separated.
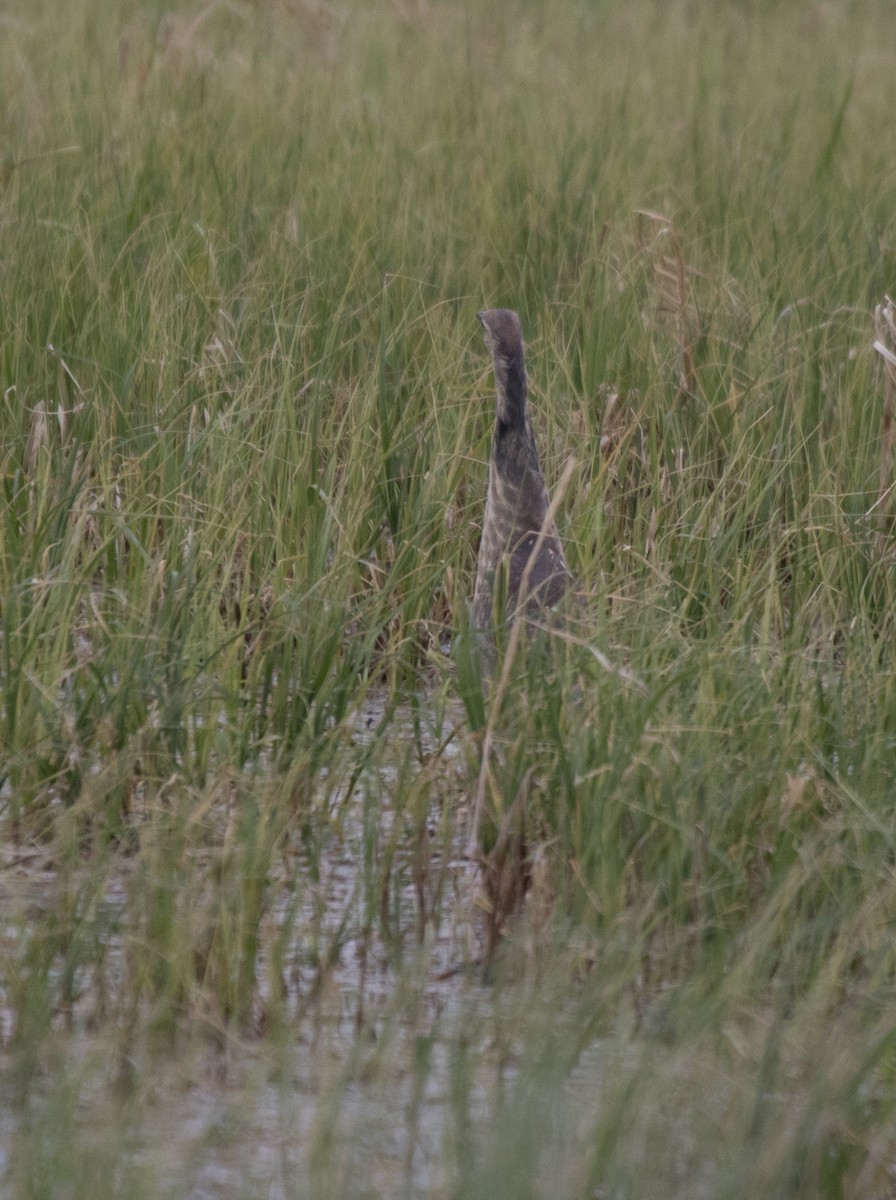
xmin=2 ymin=693 xmax=578 ymax=1198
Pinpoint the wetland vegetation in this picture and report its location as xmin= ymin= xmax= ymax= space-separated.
xmin=3 ymin=0 xmax=896 ymax=1195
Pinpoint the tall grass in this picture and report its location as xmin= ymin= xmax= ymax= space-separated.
xmin=2 ymin=0 xmax=896 ymax=1195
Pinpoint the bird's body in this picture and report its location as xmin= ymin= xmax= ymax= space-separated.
xmin=472 ymin=309 xmax=572 ymax=630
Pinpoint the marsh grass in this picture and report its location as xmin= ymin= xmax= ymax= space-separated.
xmin=3 ymin=0 xmax=896 ymax=1195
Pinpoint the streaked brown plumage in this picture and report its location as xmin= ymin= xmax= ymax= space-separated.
xmin=472 ymin=308 xmax=572 ymax=629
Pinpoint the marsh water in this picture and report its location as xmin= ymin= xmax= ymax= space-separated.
xmin=0 ymin=692 xmax=610 ymax=1199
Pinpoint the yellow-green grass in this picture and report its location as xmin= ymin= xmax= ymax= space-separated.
xmin=2 ymin=0 xmax=896 ymax=1195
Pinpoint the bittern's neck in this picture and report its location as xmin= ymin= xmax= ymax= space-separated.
xmin=495 ymin=353 xmax=527 ymax=429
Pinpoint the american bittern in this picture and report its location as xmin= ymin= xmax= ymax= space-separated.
xmin=472 ymin=308 xmax=572 ymax=630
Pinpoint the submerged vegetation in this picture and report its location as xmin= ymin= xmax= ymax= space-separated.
xmin=2 ymin=0 xmax=896 ymax=1194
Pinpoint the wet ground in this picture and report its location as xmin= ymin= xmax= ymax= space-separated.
xmin=1 ymin=693 xmax=572 ymax=1198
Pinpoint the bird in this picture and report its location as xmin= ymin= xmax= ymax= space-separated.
xmin=472 ymin=308 xmax=572 ymax=631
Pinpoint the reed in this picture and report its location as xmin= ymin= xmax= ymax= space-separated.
xmin=3 ymin=0 xmax=896 ymax=1195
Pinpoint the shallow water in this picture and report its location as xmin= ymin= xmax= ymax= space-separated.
xmin=1 ymin=692 xmax=559 ymax=1198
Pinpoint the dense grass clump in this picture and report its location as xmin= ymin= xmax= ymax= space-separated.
xmin=3 ymin=0 xmax=896 ymax=1196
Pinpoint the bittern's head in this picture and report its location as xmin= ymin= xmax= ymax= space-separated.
xmin=477 ymin=308 xmax=523 ymax=360
xmin=477 ymin=308 xmax=527 ymax=425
